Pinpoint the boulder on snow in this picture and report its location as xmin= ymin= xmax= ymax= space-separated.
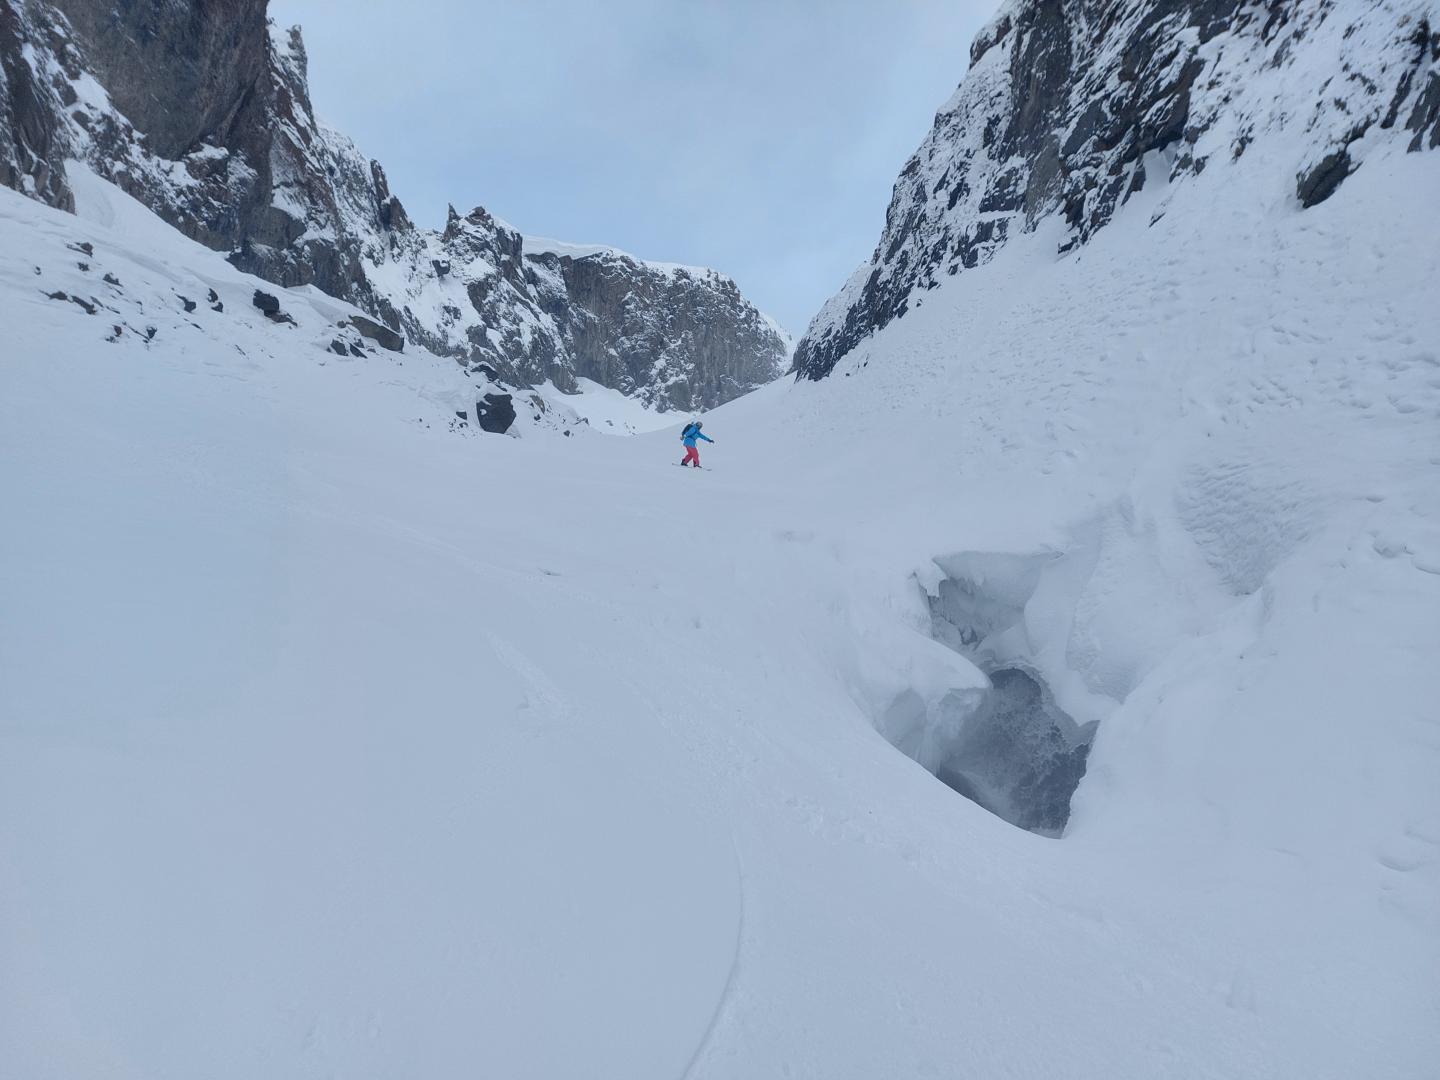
xmin=349 ymin=314 xmax=404 ymax=352
xmin=252 ymin=289 xmax=294 ymax=325
xmin=475 ymin=392 xmax=516 ymax=434
xmin=329 ymin=339 xmax=348 ymax=356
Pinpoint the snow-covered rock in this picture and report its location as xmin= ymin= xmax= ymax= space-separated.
xmin=0 ymin=0 xmax=788 ymax=410
xmin=793 ymin=0 xmax=1440 ymax=380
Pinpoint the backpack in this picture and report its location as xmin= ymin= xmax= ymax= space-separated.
xmin=680 ymin=422 xmax=698 ymax=442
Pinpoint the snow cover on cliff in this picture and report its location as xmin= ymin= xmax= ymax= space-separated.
xmin=0 ymin=0 xmax=788 ymax=409
xmin=794 ymin=0 xmax=1440 ymax=380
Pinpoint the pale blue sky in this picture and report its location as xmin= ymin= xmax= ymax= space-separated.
xmin=270 ymin=1 xmax=994 ymax=334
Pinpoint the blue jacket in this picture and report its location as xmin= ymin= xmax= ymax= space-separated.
xmin=682 ymin=426 xmax=713 ymax=448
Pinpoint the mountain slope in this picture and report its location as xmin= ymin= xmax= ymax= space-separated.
xmin=0 ymin=0 xmax=786 ymax=409
xmin=3 ymin=1 xmax=1439 ymax=1077
xmin=794 ymin=0 xmax=1440 ymax=380
xmin=4 ymin=100 xmax=1439 ymax=1080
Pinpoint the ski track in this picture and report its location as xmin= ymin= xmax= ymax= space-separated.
xmin=679 ymin=836 xmax=747 ymax=1080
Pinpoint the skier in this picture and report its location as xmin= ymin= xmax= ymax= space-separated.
xmin=679 ymin=419 xmax=714 ymax=468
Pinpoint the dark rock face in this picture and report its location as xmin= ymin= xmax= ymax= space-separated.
xmin=0 ymin=0 xmax=786 ymax=409
xmin=48 ymin=0 xmax=268 ymax=161
xmin=1297 ymin=149 xmax=1354 ymax=209
xmin=792 ymin=0 xmax=1440 ymax=381
xmin=0 ymin=0 xmax=71 ymax=209
xmin=526 ymin=246 xmax=788 ymax=412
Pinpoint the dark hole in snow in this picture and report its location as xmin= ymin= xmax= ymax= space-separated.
xmin=897 ymin=552 xmax=1102 ymax=837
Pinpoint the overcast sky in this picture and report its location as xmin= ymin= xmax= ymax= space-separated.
xmin=269 ymin=1 xmax=994 ymax=334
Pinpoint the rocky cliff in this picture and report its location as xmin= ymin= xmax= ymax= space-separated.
xmin=793 ymin=0 xmax=1440 ymax=381
xmin=0 ymin=0 xmax=787 ymax=410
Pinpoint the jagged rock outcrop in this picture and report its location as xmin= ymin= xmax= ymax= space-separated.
xmin=0 ymin=0 xmax=70 ymax=207
xmin=527 ymin=241 xmax=789 ymax=409
xmin=793 ymin=0 xmax=1440 ymax=381
xmin=0 ymin=0 xmax=786 ymax=409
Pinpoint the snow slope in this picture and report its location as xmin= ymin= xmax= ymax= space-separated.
xmin=3 ymin=114 xmax=1439 ymax=1080
xmin=535 ymin=377 xmax=682 ymax=435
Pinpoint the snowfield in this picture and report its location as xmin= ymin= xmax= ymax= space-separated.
xmin=534 ymin=377 xmax=681 ymax=435
xmin=3 ymin=138 xmax=1439 ymax=1079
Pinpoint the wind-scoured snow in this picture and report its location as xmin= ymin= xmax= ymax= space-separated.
xmin=3 ymin=32 xmax=1440 ymax=1080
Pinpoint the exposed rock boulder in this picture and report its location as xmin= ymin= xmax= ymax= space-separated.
xmin=475 ymin=392 xmax=517 ymax=434
xmin=252 ymin=289 xmax=293 ymax=325
xmin=349 ymin=314 xmax=404 ymax=352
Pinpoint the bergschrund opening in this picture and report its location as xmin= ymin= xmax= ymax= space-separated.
xmin=884 ymin=552 xmax=1101 ymax=836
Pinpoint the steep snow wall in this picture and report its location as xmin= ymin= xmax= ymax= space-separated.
xmin=0 ymin=0 xmax=787 ymax=409
xmin=793 ymin=0 xmax=1440 ymax=380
